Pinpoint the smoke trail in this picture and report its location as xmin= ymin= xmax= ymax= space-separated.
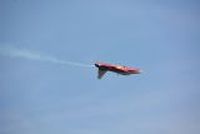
xmin=0 ymin=46 xmax=93 ymax=68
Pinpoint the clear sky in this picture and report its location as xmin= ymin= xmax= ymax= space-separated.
xmin=1 ymin=0 xmax=200 ymax=134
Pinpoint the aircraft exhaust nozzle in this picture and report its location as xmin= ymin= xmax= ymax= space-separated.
xmin=94 ymin=63 xmax=100 ymax=68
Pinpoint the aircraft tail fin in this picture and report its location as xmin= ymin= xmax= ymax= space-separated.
xmin=97 ymin=69 xmax=107 ymax=79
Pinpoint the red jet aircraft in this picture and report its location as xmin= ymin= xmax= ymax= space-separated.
xmin=95 ymin=62 xmax=142 ymax=79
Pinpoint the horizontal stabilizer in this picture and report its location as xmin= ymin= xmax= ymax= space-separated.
xmin=98 ymin=69 xmax=107 ymax=79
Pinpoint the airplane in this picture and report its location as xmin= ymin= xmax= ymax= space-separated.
xmin=94 ymin=62 xmax=142 ymax=79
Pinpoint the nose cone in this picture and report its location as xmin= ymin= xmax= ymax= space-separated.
xmin=138 ymin=69 xmax=143 ymax=74
xmin=130 ymin=68 xmax=142 ymax=74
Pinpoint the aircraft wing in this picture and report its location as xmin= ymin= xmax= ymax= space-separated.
xmin=98 ymin=69 xmax=107 ymax=79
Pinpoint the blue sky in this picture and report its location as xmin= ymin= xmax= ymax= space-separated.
xmin=0 ymin=0 xmax=200 ymax=134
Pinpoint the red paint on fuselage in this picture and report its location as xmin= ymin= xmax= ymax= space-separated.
xmin=95 ymin=62 xmax=141 ymax=75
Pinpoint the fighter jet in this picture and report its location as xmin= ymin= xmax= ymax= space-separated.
xmin=95 ymin=62 xmax=142 ymax=79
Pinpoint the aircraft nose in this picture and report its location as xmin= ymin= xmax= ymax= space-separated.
xmin=138 ymin=69 xmax=143 ymax=73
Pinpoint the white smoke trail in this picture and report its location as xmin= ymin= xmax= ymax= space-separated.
xmin=0 ymin=46 xmax=93 ymax=68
